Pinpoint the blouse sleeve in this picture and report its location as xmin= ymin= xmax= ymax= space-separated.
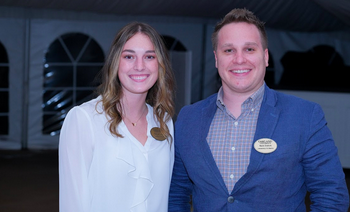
xmin=59 ymin=106 xmax=95 ymax=212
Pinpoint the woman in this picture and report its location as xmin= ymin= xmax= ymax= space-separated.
xmin=59 ymin=22 xmax=175 ymax=212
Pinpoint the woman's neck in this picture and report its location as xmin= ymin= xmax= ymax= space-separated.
xmin=121 ymin=94 xmax=147 ymax=119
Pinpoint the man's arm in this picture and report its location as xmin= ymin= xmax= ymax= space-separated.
xmin=168 ymin=141 xmax=193 ymax=211
xmin=303 ymin=104 xmax=349 ymax=211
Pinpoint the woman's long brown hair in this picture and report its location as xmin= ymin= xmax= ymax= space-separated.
xmin=96 ymin=22 xmax=175 ymax=143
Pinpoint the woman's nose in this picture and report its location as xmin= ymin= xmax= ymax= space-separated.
xmin=134 ymin=58 xmax=145 ymax=71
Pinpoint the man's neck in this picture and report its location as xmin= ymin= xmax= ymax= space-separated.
xmin=222 ymin=94 xmax=248 ymax=118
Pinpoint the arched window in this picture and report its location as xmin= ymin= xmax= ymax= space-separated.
xmin=0 ymin=41 xmax=9 ymax=135
xmin=162 ymin=35 xmax=187 ymax=52
xmin=42 ymin=33 xmax=104 ymax=136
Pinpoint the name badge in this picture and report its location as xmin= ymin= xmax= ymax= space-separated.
xmin=254 ymin=138 xmax=277 ymax=154
xmin=150 ymin=127 xmax=166 ymax=141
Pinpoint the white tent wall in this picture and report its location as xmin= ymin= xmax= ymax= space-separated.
xmin=26 ymin=19 xmax=200 ymax=149
xmin=27 ymin=20 xmax=127 ymax=149
xmin=0 ymin=18 xmax=25 ymax=150
xmin=0 ymin=7 xmax=349 ymax=168
xmin=169 ymin=51 xmax=192 ymax=120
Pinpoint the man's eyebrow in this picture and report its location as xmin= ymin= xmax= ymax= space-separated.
xmin=219 ymin=42 xmax=259 ymax=48
xmin=221 ymin=43 xmax=234 ymax=47
xmin=245 ymin=42 xmax=259 ymax=46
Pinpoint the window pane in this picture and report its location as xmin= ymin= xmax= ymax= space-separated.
xmin=79 ymin=39 xmax=105 ymax=62
xmin=44 ymin=66 xmax=74 ymax=87
xmin=42 ymin=33 xmax=104 ymax=135
xmin=0 ymin=42 xmax=8 ymax=63
xmin=45 ymin=39 xmax=71 ymax=63
xmin=0 ymin=116 xmax=8 ymax=134
xmin=0 ymin=67 xmax=9 ymax=88
xmin=77 ymin=66 xmax=102 ymax=87
xmin=0 ymin=91 xmax=8 ymax=112
xmin=42 ymin=90 xmax=73 ymax=112
xmin=42 ymin=113 xmax=65 ymax=135
xmin=76 ymin=90 xmax=96 ymax=105
xmin=62 ymin=33 xmax=89 ymax=61
xmin=162 ymin=35 xmax=187 ymax=52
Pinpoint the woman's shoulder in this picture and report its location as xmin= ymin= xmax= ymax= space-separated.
xmin=68 ymin=96 xmax=103 ymax=117
xmin=146 ymin=103 xmax=173 ymax=123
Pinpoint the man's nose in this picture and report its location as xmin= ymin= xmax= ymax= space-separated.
xmin=233 ymin=52 xmax=246 ymax=64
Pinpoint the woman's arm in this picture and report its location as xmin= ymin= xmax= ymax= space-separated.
xmin=59 ymin=107 xmax=95 ymax=212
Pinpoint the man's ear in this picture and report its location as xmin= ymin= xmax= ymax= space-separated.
xmin=214 ymin=51 xmax=218 ymax=68
xmin=264 ymin=49 xmax=269 ymax=67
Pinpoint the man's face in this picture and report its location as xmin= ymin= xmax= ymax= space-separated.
xmin=214 ymin=22 xmax=269 ymax=96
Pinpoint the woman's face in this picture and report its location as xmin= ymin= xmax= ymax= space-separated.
xmin=118 ymin=33 xmax=159 ymax=97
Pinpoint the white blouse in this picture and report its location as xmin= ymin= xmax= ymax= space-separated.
xmin=59 ymin=97 xmax=174 ymax=212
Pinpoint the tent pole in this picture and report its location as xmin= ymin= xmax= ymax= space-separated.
xmin=21 ymin=18 xmax=30 ymax=150
xmin=199 ymin=23 xmax=208 ymax=101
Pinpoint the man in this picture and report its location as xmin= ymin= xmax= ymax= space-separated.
xmin=168 ymin=8 xmax=349 ymax=211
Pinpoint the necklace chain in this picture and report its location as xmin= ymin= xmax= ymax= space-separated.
xmin=124 ymin=106 xmax=147 ymax=127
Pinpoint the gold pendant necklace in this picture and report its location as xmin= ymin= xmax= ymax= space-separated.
xmin=124 ymin=106 xmax=147 ymax=127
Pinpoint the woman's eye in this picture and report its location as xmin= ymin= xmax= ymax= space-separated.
xmin=124 ymin=55 xmax=133 ymax=59
xmin=145 ymin=55 xmax=156 ymax=59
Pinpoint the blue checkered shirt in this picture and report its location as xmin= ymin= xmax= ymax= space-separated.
xmin=207 ymin=84 xmax=264 ymax=193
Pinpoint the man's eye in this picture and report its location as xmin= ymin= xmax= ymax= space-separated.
xmin=224 ymin=49 xmax=233 ymax=53
xmin=246 ymin=48 xmax=254 ymax=52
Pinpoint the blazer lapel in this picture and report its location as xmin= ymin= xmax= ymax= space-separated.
xmin=232 ymin=86 xmax=280 ymax=193
xmin=198 ymin=95 xmax=229 ymax=193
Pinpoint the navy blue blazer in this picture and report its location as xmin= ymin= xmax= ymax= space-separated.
xmin=169 ymin=85 xmax=349 ymax=212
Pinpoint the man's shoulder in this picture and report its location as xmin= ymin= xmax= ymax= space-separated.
xmin=266 ymin=88 xmax=321 ymax=115
xmin=181 ymin=93 xmax=217 ymax=112
xmin=271 ymin=89 xmax=318 ymax=106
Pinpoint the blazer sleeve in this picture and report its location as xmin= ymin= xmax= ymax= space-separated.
xmin=59 ymin=107 xmax=95 ymax=212
xmin=168 ymin=143 xmax=193 ymax=211
xmin=168 ymin=110 xmax=193 ymax=212
xmin=303 ymin=104 xmax=349 ymax=211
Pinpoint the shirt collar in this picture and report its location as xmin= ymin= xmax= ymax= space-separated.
xmin=216 ymin=83 xmax=265 ymax=109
